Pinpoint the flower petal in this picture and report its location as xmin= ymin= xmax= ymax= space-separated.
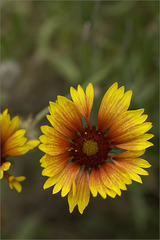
xmin=104 ymin=163 xmax=130 ymax=190
xmin=0 ymin=162 xmax=11 ymax=179
xmin=70 ymin=83 xmax=94 ymax=120
xmin=41 ymin=125 xmax=70 ymax=142
xmin=86 ymin=83 xmax=94 ymax=118
xmin=0 ymin=170 xmax=4 ymax=179
xmin=39 ymin=129 xmax=71 ymax=156
xmin=3 ymin=145 xmax=31 ymax=156
xmin=26 ymin=140 xmax=39 ymax=149
xmin=102 ymin=185 xmax=117 ymax=198
xmin=39 ymin=142 xmax=70 ymax=156
xmin=67 ymin=185 xmax=77 ymax=213
xmin=39 ymin=135 xmax=68 ymax=145
xmin=107 ymin=109 xmax=146 ymax=138
xmin=1 ymin=115 xmax=20 ymax=145
xmin=99 ymin=166 xmax=121 ymax=196
xmin=7 ymin=116 xmax=20 ymax=139
xmin=107 ymin=107 xmax=153 ymax=146
xmin=99 ymin=162 xmax=131 ymax=195
xmin=1 ymin=109 xmax=10 ymax=144
xmin=113 ymin=151 xmax=151 ymax=169
xmin=110 ymin=121 xmax=152 ymax=142
xmin=113 ymin=150 xmax=145 ymax=159
xmin=89 ymin=168 xmax=107 ymax=199
xmin=43 ymin=174 xmax=60 ymax=189
xmin=49 ymin=97 xmax=83 ymax=133
xmin=15 ymin=176 xmax=26 ymax=182
xmin=113 ymin=161 xmax=142 ymax=183
xmin=40 ymin=152 xmax=70 ymax=166
xmin=98 ymin=83 xmax=132 ymax=131
xmin=68 ymin=169 xmax=90 ymax=214
xmin=112 ymin=152 xmax=151 ymax=184
xmin=41 ymin=153 xmax=70 ymax=177
xmin=1 ymin=109 xmax=40 ymax=157
xmin=8 ymin=175 xmax=26 ymax=192
xmin=12 ymin=181 xmax=22 ymax=192
xmin=47 ymin=115 xmax=75 ymax=139
xmin=52 ymin=163 xmax=80 ymax=197
xmin=2 ymin=129 xmax=27 ymax=154
xmin=0 ymin=161 xmax=11 ymax=171
xmin=114 ymin=139 xmax=153 ymax=151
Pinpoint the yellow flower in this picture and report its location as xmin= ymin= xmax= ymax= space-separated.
xmin=1 ymin=109 xmax=39 ymax=158
xmin=8 ymin=175 xmax=26 ymax=193
xmin=0 ymin=161 xmax=11 ymax=179
xmin=1 ymin=109 xmax=39 ymax=191
xmin=39 ymin=82 xmax=153 ymax=214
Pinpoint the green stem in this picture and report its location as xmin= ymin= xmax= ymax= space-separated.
xmin=34 ymin=106 xmax=49 ymax=125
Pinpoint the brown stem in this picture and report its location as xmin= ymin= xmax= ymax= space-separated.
xmin=4 ymin=171 xmax=10 ymax=181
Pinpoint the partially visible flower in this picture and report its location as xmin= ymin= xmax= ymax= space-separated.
xmin=39 ymin=82 xmax=154 ymax=214
xmin=1 ymin=109 xmax=39 ymax=192
xmin=1 ymin=109 xmax=39 ymax=158
xmin=5 ymin=172 xmax=26 ymax=193
xmin=0 ymin=161 xmax=11 ymax=179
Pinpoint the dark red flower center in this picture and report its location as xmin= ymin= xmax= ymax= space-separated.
xmin=70 ymin=126 xmax=112 ymax=168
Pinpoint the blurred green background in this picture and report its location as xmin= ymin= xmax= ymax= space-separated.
xmin=1 ymin=1 xmax=159 ymax=239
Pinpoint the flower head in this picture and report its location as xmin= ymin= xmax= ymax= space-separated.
xmin=0 ymin=161 xmax=11 ymax=179
xmin=8 ymin=174 xmax=26 ymax=193
xmin=1 ymin=109 xmax=39 ymax=192
xmin=39 ymin=83 xmax=153 ymax=214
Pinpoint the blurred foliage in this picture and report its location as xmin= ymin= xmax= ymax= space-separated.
xmin=1 ymin=1 xmax=159 ymax=239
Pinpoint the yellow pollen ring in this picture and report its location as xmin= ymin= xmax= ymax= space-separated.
xmin=83 ymin=140 xmax=99 ymax=156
